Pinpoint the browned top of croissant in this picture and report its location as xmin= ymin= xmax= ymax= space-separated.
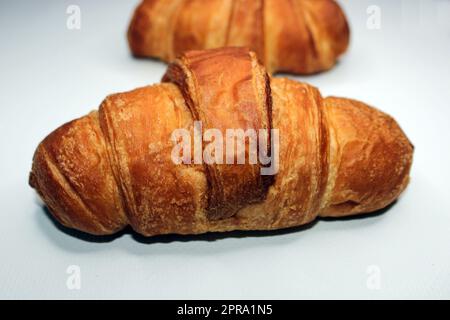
xmin=128 ymin=0 xmax=350 ymax=74
xmin=29 ymin=48 xmax=413 ymax=237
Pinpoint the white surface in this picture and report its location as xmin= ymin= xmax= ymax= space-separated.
xmin=0 ymin=0 xmax=449 ymax=299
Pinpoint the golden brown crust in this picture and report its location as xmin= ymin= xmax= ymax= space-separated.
xmin=162 ymin=48 xmax=273 ymax=220
xmin=226 ymin=0 xmax=265 ymax=64
xmin=319 ymin=97 xmax=413 ymax=217
xmin=29 ymin=113 xmax=128 ymax=235
xmin=30 ymin=48 xmax=413 ymax=237
xmin=127 ymin=0 xmax=350 ymax=74
xmin=97 ymin=84 xmax=208 ymax=235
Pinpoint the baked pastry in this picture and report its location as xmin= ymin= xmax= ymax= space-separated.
xmin=29 ymin=48 xmax=413 ymax=237
xmin=128 ymin=0 xmax=350 ymax=74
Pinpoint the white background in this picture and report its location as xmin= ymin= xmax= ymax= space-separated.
xmin=0 ymin=0 xmax=449 ymax=299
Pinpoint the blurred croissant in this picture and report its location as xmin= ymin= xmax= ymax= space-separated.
xmin=128 ymin=0 xmax=350 ymax=74
xmin=29 ymin=48 xmax=413 ymax=237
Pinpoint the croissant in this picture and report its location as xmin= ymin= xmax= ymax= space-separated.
xmin=128 ymin=0 xmax=350 ymax=74
xmin=29 ymin=48 xmax=413 ymax=237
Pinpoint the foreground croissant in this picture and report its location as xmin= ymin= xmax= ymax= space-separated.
xmin=128 ymin=0 xmax=350 ymax=74
xmin=30 ymin=48 xmax=413 ymax=237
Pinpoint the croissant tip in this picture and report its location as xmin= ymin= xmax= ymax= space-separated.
xmin=29 ymin=171 xmax=36 ymax=189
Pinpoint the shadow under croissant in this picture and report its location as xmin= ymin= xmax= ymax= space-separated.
xmin=40 ymin=201 xmax=396 ymax=245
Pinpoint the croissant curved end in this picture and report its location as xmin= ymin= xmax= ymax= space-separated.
xmin=318 ymin=97 xmax=413 ymax=218
xmin=29 ymin=114 xmax=128 ymax=235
